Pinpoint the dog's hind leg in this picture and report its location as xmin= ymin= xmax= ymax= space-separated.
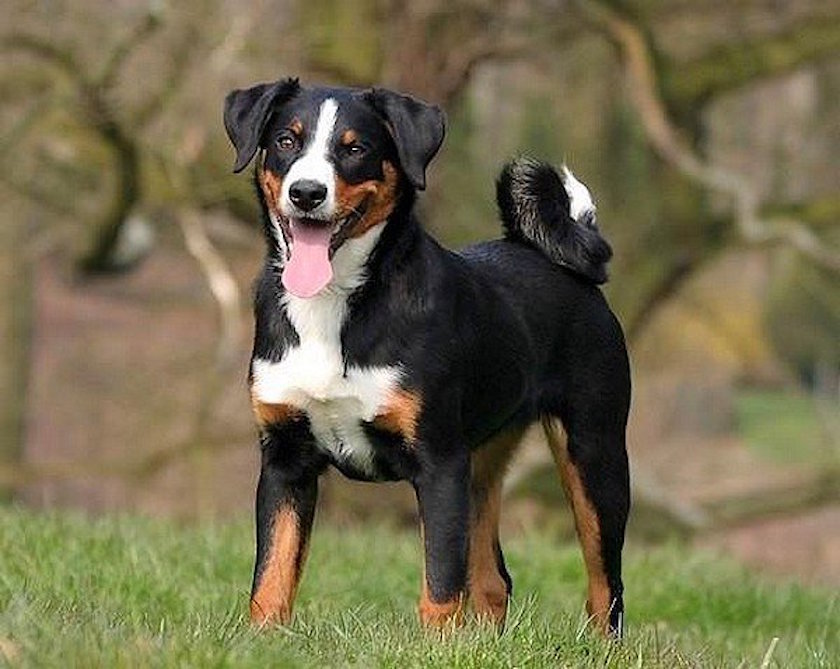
xmin=541 ymin=415 xmax=629 ymax=638
xmin=468 ymin=428 xmax=527 ymax=628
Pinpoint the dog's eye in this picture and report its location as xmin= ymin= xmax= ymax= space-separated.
xmin=277 ymin=134 xmax=297 ymax=151
xmin=347 ymin=143 xmax=367 ymax=157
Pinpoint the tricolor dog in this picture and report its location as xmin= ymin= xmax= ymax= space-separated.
xmin=223 ymin=79 xmax=630 ymax=636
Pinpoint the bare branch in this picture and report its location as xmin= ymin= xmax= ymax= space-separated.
xmin=0 ymin=96 xmax=78 ymax=215
xmin=437 ymin=34 xmax=534 ymax=106
xmin=624 ymin=253 xmax=705 ymax=343
xmin=576 ymin=0 xmax=840 ymax=274
xmin=0 ymin=174 xmax=78 ymax=216
xmin=96 ymin=11 xmax=162 ymax=90
xmin=666 ymin=17 xmax=840 ymax=109
xmin=134 ymin=23 xmax=201 ymax=127
xmin=178 ymin=209 xmax=244 ymax=369
xmin=2 ymin=33 xmax=85 ymax=84
xmin=208 ymin=12 xmax=257 ymax=73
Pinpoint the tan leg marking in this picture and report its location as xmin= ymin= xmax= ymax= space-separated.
xmin=468 ymin=479 xmax=508 ymax=625
xmin=416 ymin=519 xmax=465 ymax=629
xmin=468 ymin=428 xmax=527 ymax=626
xmin=419 ymin=586 xmax=466 ymax=629
xmin=250 ymin=506 xmax=309 ymax=625
xmin=542 ymin=417 xmax=612 ymax=635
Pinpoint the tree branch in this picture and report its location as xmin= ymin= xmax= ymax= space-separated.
xmin=437 ymin=34 xmax=534 ymax=106
xmin=0 ymin=95 xmax=79 ymax=215
xmin=2 ymin=33 xmax=85 ymax=84
xmin=134 ymin=23 xmax=200 ymax=127
xmin=665 ymin=17 xmax=840 ymax=110
xmin=576 ymin=0 xmax=840 ymax=274
xmin=95 ymin=10 xmax=162 ymax=90
xmin=624 ymin=253 xmax=703 ymax=343
xmin=178 ymin=209 xmax=244 ymax=369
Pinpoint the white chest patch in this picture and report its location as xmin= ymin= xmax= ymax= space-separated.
xmin=251 ymin=224 xmax=399 ymax=474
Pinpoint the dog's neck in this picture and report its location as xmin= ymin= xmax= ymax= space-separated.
xmin=357 ymin=189 xmax=422 ymax=282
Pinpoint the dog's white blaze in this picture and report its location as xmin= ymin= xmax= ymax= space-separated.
xmin=561 ymin=166 xmax=595 ymax=222
xmin=253 ymin=225 xmax=397 ymax=474
xmin=280 ymin=98 xmax=339 ymax=219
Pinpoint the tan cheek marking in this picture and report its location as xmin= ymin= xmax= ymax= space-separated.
xmin=250 ymin=506 xmax=306 ymax=625
xmin=258 ymin=167 xmax=284 ymax=216
xmin=373 ymin=388 xmax=423 ymax=444
xmin=335 ymin=177 xmax=378 ymax=219
xmin=542 ymin=418 xmax=612 ymax=635
xmin=339 ymin=161 xmax=399 ymax=239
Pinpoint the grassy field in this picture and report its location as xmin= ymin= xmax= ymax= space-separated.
xmin=0 ymin=507 xmax=836 ymax=668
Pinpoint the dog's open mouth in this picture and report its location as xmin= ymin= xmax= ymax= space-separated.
xmin=281 ymin=200 xmax=370 ymax=298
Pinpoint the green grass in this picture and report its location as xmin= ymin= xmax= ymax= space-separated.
xmin=0 ymin=507 xmax=836 ymax=668
xmin=736 ymin=389 xmax=830 ymax=463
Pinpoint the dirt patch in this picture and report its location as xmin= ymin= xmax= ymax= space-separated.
xmin=698 ymin=505 xmax=840 ymax=586
xmin=21 ymin=242 xmax=261 ymax=517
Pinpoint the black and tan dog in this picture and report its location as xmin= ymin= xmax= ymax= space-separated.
xmin=223 ymin=79 xmax=630 ymax=637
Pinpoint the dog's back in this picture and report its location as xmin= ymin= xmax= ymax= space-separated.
xmin=459 ymin=158 xmax=627 ymax=417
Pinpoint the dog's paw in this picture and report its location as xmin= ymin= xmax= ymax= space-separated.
xmin=249 ymin=598 xmax=292 ymax=628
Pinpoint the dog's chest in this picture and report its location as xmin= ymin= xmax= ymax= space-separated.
xmin=251 ymin=291 xmax=401 ymax=474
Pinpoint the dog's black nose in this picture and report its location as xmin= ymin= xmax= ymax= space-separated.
xmin=288 ymin=180 xmax=327 ymax=212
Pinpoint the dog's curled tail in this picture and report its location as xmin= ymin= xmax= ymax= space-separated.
xmin=496 ymin=158 xmax=612 ymax=284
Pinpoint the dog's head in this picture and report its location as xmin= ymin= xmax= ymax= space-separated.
xmin=223 ymin=79 xmax=445 ymax=297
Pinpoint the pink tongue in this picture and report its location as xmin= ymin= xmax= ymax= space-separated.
xmin=282 ymin=221 xmax=333 ymax=298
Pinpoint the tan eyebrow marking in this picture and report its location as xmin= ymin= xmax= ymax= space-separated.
xmin=289 ymin=119 xmax=303 ymax=136
xmin=340 ymin=129 xmax=358 ymax=145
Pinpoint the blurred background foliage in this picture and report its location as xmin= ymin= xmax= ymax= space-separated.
xmin=1 ymin=0 xmax=838 ymax=582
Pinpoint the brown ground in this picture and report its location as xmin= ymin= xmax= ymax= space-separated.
xmin=699 ymin=505 xmax=840 ymax=586
xmin=21 ymin=236 xmax=259 ymax=517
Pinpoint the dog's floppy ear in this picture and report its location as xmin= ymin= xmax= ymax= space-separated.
xmin=223 ymin=78 xmax=300 ymax=173
xmin=365 ymin=88 xmax=445 ymax=191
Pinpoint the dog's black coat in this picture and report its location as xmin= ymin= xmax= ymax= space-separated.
xmin=224 ymin=79 xmax=630 ymax=635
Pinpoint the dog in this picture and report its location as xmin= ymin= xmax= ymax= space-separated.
xmin=223 ymin=79 xmax=630 ymax=637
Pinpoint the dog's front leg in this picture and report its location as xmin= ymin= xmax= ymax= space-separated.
xmin=250 ymin=427 xmax=320 ymax=626
xmin=413 ymin=449 xmax=470 ymax=628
